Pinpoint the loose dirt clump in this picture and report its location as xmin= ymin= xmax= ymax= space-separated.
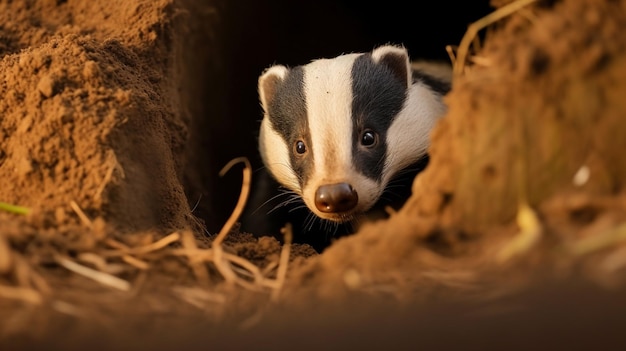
xmin=1 ymin=0 xmax=626 ymax=349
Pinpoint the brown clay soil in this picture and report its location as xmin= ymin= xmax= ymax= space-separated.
xmin=2 ymin=0 xmax=626 ymax=349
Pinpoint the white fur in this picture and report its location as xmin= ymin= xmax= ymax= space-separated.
xmin=301 ymin=54 xmax=380 ymax=220
xmin=383 ymin=82 xmax=446 ymax=184
xmin=372 ymin=45 xmax=412 ymax=86
xmin=259 ymin=117 xmax=300 ymax=193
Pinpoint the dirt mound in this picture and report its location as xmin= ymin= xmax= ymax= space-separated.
xmin=0 ymin=0 xmax=195 ymax=235
xmin=1 ymin=0 xmax=626 ymax=349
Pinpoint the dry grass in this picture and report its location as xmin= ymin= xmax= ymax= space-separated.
xmin=0 ymin=157 xmax=294 ymax=323
xmin=0 ymin=201 xmax=30 ymax=215
xmin=449 ymin=0 xmax=538 ymax=76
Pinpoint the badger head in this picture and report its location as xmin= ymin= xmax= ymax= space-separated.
xmin=257 ymin=45 xmax=446 ymax=223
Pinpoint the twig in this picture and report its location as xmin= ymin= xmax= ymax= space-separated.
xmin=55 ymin=255 xmax=130 ymax=291
xmin=182 ymin=230 xmax=210 ymax=286
xmin=104 ymin=238 xmax=130 ymax=250
xmin=121 ymin=255 xmax=149 ymax=270
xmin=0 ymin=201 xmax=30 ymax=215
xmin=445 ymin=45 xmax=458 ymax=67
xmin=569 ymin=222 xmax=626 ymax=256
xmin=13 ymin=254 xmax=51 ymax=295
xmin=77 ymin=252 xmax=108 ymax=272
xmin=70 ymin=200 xmax=93 ymax=228
xmin=453 ymin=0 xmax=538 ymax=76
xmin=213 ymin=157 xmax=252 ymax=247
xmin=102 ymin=232 xmax=181 ymax=257
xmin=262 ymin=261 xmax=279 ymax=277
xmin=211 ymin=157 xmax=253 ymax=287
xmin=51 ymin=300 xmax=86 ymax=318
xmin=222 ymin=252 xmax=268 ymax=286
xmin=496 ymin=202 xmax=542 ymax=263
xmin=271 ymin=223 xmax=293 ymax=301
xmin=102 ymin=239 xmax=149 ymax=268
xmin=0 ymin=284 xmax=42 ymax=304
xmin=170 ymin=248 xmax=214 ymax=260
xmin=94 ymin=152 xmax=124 ymax=202
xmin=172 ymin=286 xmax=226 ymax=309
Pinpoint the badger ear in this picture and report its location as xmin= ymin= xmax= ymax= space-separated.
xmin=258 ymin=65 xmax=289 ymax=113
xmin=371 ymin=45 xmax=411 ymax=89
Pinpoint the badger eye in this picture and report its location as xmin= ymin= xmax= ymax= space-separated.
xmin=361 ymin=130 xmax=378 ymax=147
xmin=295 ymin=140 xmax=307 ymax=154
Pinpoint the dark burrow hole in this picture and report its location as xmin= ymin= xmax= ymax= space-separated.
xmin=182 ymin=0 xmax=494 ymax=251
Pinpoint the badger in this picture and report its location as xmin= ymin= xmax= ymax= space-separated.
xmin=252 ymin=44 xmax=451 ymax=247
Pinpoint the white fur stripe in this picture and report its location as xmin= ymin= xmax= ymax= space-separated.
xmin=384 ymin=82 xmax=445 ymax=183
xmin=303 ymin=54 xmax=358 ymax=184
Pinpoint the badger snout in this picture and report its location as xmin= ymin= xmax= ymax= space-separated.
xmin=314 ymin=183 xmax=358 ymax=214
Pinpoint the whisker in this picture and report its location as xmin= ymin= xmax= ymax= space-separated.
xmin=384 ymin=183 xmax=409 ymax=191
xmin=322 ymin=219 xmax=334 ymax=234
xmin=287 ymin=205 xmax=308 ymax=213
xmin=267 ymin=194 xmax=303 ymax=213
xmin=350 ymin=217 xmax=360 ymax=231
xmin=381 ymin=188 xmax=409 ymax=201
xmin=304 ymin=212 xmax=319 ymax=233
xmin=321 ymin=221 xmax=333 ymax=242
xmin=253 ymin=190 xmax=295 ymax=215
xmin=190 ymin=193 xmax=202 ymax=213
xmin=395 ymin=164 xmax=425 ymax=176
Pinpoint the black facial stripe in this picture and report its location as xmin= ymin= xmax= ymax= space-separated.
xmin=412 ymin=69 xmax=451 ymax=95
xmin=351 ymin=53 xmax=407 ymax=181
xmin=266 ymin=66 xmax=313 ymax=188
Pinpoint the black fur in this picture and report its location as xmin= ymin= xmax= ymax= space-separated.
xmin=265 ymin=66 xmax=314 ymax=188
xmin=351 ymin=53 xmax=407 ymax=182
xmin=412 ymin=69 xmax=451 ymax=95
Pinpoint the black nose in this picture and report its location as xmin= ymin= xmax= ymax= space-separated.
xmin=314 ymin=183 xmax=358 ymax=213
